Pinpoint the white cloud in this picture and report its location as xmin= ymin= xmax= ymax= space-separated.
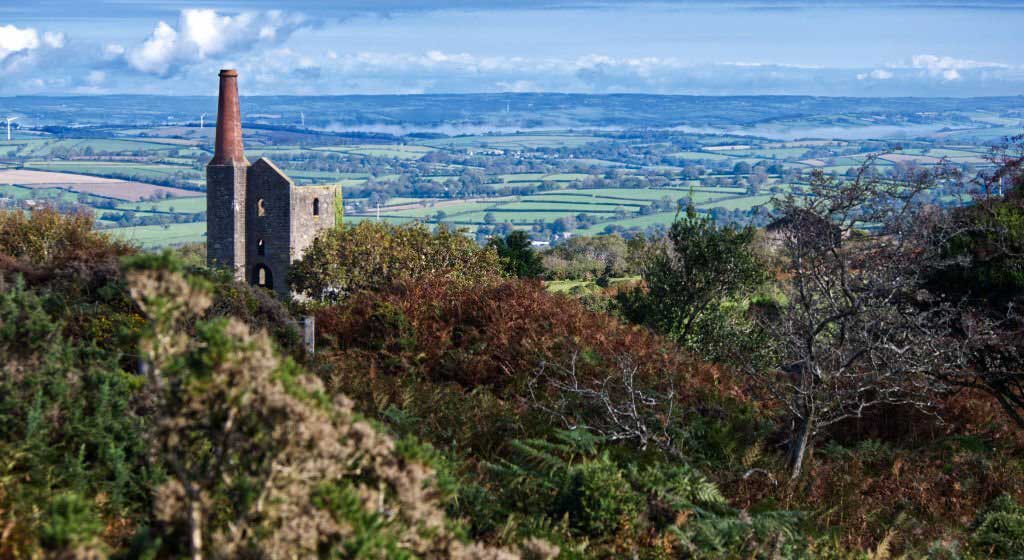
xmin=0 ymin=24 xmax=40 ymax=61
xmin=857 ymin=69 xmax=893 ymax=80
xmin=86 ymin=70 xmax=106 ymax=85
xmin=0 ymin=24 xmax=65 ymax=73
xmin=128 ymin=22 xmax=178 ymax=75
xmin=104 ymin=43 xmax=125 ymax=58
xmin=495 ymin=80 xmax=540 ymax=92
xmin=42 ymin=31 xmax=64 ymax=49
xmin=121 ymin=9 xmax=310 ymax=76
xmin=906 ymin=54 xmax=1009 ymax=81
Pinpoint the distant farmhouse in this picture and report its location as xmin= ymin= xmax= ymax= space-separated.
xmin=206 ymin=69 xmax=339 ymax=296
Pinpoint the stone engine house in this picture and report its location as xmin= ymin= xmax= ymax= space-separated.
xmin=206 ymin=69 xmax=338 ymax=296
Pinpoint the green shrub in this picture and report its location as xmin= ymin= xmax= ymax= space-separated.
xmin=560 ymin=456 xmax=641 ymax=537
xmin=40 ymin=492 xmax=105 ymax=551
xmin=970 ymin=495 xmax=1024 ymax=557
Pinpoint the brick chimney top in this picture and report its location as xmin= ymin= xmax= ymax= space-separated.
xmin=211 ymin=69 xmax=247 ymax=165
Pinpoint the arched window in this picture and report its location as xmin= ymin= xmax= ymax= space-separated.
xmin=313 ymin=198 xmax=320 ymax=216
xmin=257 ymin=198 xmax=266 ymax=217
xmin=251 ymin=264 xmax=273 ymax=290
xmin=257 ymin=238 xmax=265 ymax=256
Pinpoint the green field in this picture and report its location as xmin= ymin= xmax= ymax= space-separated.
xmin=1 ymin=138 xmax=186 ymax=158
xmin=117 ymin=196 xmax=206 ymax=213
xmin=313 ymin=144 xmax=436 ymax=159
xmin=0 ymin=184 xmax=82 ymax=202
xmin=25 ymin=161 xmax=200 ymax=182
xmin=577 ymin=212 xmax=680 ymax=232
xmin=106 ymin=222 xmax=206 ymax=247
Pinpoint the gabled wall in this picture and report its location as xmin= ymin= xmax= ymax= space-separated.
xmin=245 ymin=158 xmax=293 ymax=295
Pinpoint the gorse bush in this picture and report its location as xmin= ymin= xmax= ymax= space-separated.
xmin=124 ymin=256 xmax=546 ymax=559
xmin=0 ymin=274 xmax=151 ymax=558
xmin=0 ymin=207 xmax=130 ymax=269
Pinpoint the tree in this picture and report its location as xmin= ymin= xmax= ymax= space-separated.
xmin=753 ymin=160 xmax=956 ymax=480
xmin=542 ymin=234 xmax=630 ymax=281
xmin=552 ymin=216 xmax=577 ymax=234
xmin=749 ymin=171 xmax=768 ymax=194
xmin=489 ymin=230 xmax=544 ymax=278
xmin=289 ymin=221 xmax=503 ymax=301
xmin=618 ymin=205 xmax=767 ymax=356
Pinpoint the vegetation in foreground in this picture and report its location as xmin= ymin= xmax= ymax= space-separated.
xmin=2 ymin=139 xmax=1024 ymax=558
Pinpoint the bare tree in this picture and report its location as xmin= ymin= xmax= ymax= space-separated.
xmin=753 ymin=158 xmax=958 ymax=480
xmin=528 ymin=351 xmax=679 ymax=454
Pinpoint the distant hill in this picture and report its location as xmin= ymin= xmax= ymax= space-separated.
xmin=2 ymin=93 xmax=1021 ymax=137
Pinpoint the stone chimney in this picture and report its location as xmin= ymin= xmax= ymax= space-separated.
xmin=207 ymin=69 xmax=249 ymax=278
xmin=211 ymin=69 xmax=247 ymax=165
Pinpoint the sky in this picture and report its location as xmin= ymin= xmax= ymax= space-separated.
xmin=1 ymin=1 xmax=1023 ymax=97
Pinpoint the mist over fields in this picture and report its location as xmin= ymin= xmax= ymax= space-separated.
xmin=3 ymin=93 xmax=1021 ymax=141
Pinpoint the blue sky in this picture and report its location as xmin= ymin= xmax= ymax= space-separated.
xmin=1 ymin=1 xmax=1023 ymax=96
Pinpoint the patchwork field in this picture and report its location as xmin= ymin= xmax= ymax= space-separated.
xmin=0 ymin=169 xmax=198 ymax=200
xmin=0 ymin=113 xmax=1009 ymax=248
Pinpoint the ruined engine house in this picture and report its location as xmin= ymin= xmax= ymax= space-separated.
xmin=206 ymin=69 xmax=338 ymax=296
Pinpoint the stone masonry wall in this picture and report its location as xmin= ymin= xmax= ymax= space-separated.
xmin=245 ymin=158 xmax=293 ymax=295
xmin=206 ymin=162 xmax=248 ymax=280
xmin=290 ymin=185 xmax=337 ymax=265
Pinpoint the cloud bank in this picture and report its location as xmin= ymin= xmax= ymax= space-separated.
xmin=0 ymin=5 xmax=1022 ymax=96
xmin=112 ymin=9 xmax=310 ymax=77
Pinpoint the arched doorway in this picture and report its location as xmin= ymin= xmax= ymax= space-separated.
xmin=251 ymin=264 xmax=273 ymax=290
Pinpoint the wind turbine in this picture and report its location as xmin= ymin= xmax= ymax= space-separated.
xmin=5 ymin=117 xmax=17 ymax=141
xmin=200 ymin=113 xmax=207 ymax=129
xmin=300 ymin=111 xmax=305 ymax=128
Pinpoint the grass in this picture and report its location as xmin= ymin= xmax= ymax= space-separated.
xmin=577 ymin=212 xmax=680 ymax=232
xmin=699 ymin=194 xmax=775 ymax=211
xmin=721 ymin=147 xmax=813 ymax=159
xmin=116 ymin=196 xmax=206 ymax=213
xmin=1 ymin=138 xmax=184 ymax=157
xmin=106 ymin=221 xmax=206 ymax=247
xmin=546 ymin=276 xmax=641 ymax=293
xmin=545 ymin=280 xmax=594 ymax=293
xmin=0 ymin=184 xmax=82 ymax=202
xmin=25 ymin=161 xmax=199 ymax=182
